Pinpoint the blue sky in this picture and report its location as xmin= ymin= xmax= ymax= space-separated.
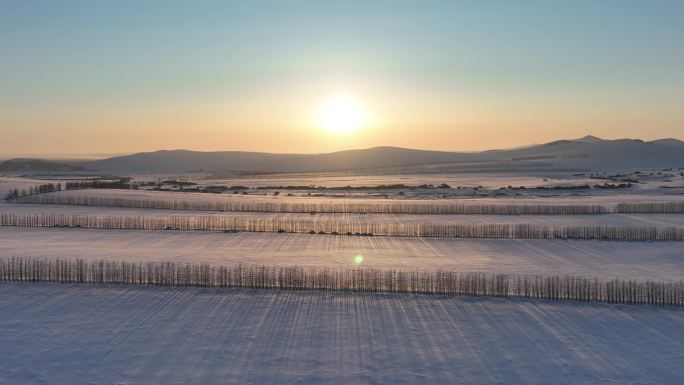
xmin=1 ymin=0 xmax=682 ymax=155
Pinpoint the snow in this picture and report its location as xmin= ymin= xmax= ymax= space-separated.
xmin=0 ymin=284 xmax=682 ymax=385
xmin=1 ymin=227 xmax=681 ymax=281
xmin=197 ymin=173 xmax=568 ymax=189
xmin=2 ymin=175 xmax=683 ymax=384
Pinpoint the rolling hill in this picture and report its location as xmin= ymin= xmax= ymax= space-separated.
xmin=85 ymin=136 xmax=684 ymax=173
xmin=5 ymin=136 xmax=684 ymax=173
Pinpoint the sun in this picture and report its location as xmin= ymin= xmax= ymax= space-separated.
xmin=316 ymin=95 xmax=368 ymax=134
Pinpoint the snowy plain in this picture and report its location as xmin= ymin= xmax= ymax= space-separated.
xmin=1 ymin=227 xmax=682 ymax=281
xmin=2 ymin=175 xmax=684 ymax=384
xmin=0 ymin=284 xmax=682 ymax=385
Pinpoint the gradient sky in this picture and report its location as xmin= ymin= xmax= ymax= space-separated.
xmin=1 ymin=0 xmax=683 ymax=157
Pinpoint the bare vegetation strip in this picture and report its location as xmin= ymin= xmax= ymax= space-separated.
xmin=11 ymin=194 xmax=610 ymax=215
xmin=1 ymin=257 xmax=681 ymax=306
xmin=2 ymin=212 xmax=684 ymax=240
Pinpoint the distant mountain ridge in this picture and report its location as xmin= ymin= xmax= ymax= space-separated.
xmin=0 ymin=158 xmax=84 ymax=172
xmin=4 ymin=136 xmax=684 ymax=173
xmin=85 ymin=136 xmax=684 ymax=173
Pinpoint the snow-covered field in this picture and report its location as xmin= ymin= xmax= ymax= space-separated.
xmin=200 ymin=172 xmax=574 ymax=188
xmin=2 ymin=175 xmax=683 ymax=384
xmin=1 ymin=227 xmax=681 ymax=281
xmin=139 ymin=171 xmax=684 ymax=193
xmin=2 ymin=182 xmax=682 ymax=279
xmin=1 ymin=284 xmax=682 ymax=385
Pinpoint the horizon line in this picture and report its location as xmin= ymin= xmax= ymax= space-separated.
xmin=1 ymin=134 xmax=683 ymax=161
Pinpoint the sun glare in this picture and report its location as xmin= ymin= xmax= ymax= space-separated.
xmin=317 ymin=95 xmax=368 ymax=134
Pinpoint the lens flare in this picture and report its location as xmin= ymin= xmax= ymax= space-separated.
xmin=354 ymin=254 xmax=364 ymax=265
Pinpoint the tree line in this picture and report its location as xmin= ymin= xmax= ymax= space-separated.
xmin=1 ymin=257 xmax=681 ymax=306
xmin=4 ymin=183 xmax=61 ymax=200
xmin=9 ymin=187 xmax=684 ymax=216
xmin=615 ymin=202 xmax=684 ymax=214
xmin=63 ymin=179 xmax=131 ymax=191
xmin=12 ymin=193 xmax=611 ymax=215
xmin=2 ymin=212 xmax=684 ymax=240
xmin=4 ymin=179 xmax=131 ymax=201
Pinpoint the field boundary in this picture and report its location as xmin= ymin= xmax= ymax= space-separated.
xmin=1 ymin=257 xmax=682 ymax=306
